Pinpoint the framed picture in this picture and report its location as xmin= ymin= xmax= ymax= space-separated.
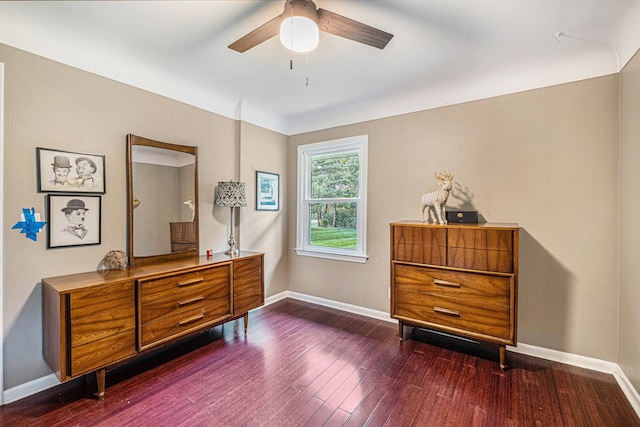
xmin=47 ymin=194 xmax=102 ymax=248
xmin=256 ymin=171 xmax=279 ymax=211
xmin=37 ymin=147 xmax=106 ymax=194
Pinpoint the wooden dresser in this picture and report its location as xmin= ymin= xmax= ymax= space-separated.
xmin=169 ymin=221 xmax=197 ymax=253
xmin=42 ymin=251 xmax=264 ymax=399
xmin=390 ymin=221 xmax=518 ymax=368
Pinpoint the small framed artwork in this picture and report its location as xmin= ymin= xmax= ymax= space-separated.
xmin=47 ymin=194 xmax=102 ymax=248
xmin=37 ymin=147 xmax=106 ymax=194
xmin=256 ymin=171 xmax=279 ymax=211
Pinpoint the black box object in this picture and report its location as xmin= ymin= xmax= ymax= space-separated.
xmin=446 ymin=210 xmax=478 ymax=223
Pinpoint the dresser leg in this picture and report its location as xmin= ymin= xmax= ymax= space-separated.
xmin=499 ymin=345 xmax=507 ymax=370
xmin=398 ymin=321 xmax=403 ymax=341
xmin=244 ymin=313 xmax=249 ymax=333
xmin=96 ymin=368 xmax=106 ymax=401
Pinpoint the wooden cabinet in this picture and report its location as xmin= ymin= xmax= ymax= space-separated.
xmin=390 ymin=221 xmax=518 ymax=368
xmin=43 ymin=251 xmax=264 ymax=399
xmin=169 ymin=222 xmax=197 ymax=253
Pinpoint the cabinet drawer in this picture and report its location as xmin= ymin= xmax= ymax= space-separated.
xmin=392 ymin=226 xmax=446 ymax=265
xmin=447 ymin=229 xmax=515 ymax=273
xmin=70 ymin=281 xmax=134 ymax=319
xmin=140 ymin=279 xmax=230 ymax=324
xmin=71 ymin=309 xmax=136 ymax=348
xmin=394 ymin=291 xmax=511 ymax=341
xmin=140 ymin=304 xmax=230 ymax=348
xmin=140 ymin=264 xmax=230 ymax=303
xmin=393 ymin=264 xmax=511 ymax=306
xmin=70 ymin=330 xmax=136 ymax=377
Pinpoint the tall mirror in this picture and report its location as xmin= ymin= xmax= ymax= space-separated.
xmin=127 ymin=134 xmax=199 ymax=266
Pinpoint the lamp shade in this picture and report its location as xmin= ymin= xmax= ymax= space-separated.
xmin=215 ymin=181 xmax=247 ymax=208
xmin=280 ymin=16 xmax=319 ymax=52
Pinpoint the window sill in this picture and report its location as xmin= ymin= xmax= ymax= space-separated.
xmin=294 ymin=248 xmax=368 ymax=264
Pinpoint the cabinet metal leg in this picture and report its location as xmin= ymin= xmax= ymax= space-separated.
xmin=96 ymin=368 xmax=106 ymax=401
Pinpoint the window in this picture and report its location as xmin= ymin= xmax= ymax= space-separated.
xmin=296 ymin=135 xmax=368 ymax=263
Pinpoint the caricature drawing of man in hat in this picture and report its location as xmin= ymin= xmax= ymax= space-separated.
xmin=61 ymin=199 xmax=89 ymax=239
xmin=69 ymin=156 xmax=102 ymax=190
xmin=49 ymin=155 xmax=72 ymax=188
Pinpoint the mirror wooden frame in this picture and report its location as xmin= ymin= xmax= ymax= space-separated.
xmin=126 ymin=134 xmax=199 ymax=266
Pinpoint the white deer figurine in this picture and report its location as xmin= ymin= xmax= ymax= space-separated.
xmin=184 ymin=198 xmax=195 ymax=221
xmin=420 ymin=171 xmax=454 ymax=224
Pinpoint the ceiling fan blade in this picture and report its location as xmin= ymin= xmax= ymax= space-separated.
xmin=228 ymin=14 xmax=283 ymax=53
xmin=317 ymin=8 xmax=393 ymax=49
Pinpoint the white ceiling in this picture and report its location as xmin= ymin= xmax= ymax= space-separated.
xmin=1 ymin=1 xmax=638 ymax=135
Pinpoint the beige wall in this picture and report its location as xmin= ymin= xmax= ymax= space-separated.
xmin=620 ymin=50 xmax=640 ymax=392
xmin=1 ymin=44 xmax=287 ymax=389
xmin=238 ymin=121 xmax=289 ymax=298
xmin=288 ymin=75 xmax=621 ymax=361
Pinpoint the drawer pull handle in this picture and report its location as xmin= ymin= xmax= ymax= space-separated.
xmin=434 ymin=307 xmax=461 ymax=317
xmin=178 ymin=313 xmax=205 ymax=326
xmin=177 ymin=277 xmax=204 ymax=287
xmin=177 ymin=296 xmax=204 ymax=307
xmin=433 ymin=279 xmax=460 ymax=288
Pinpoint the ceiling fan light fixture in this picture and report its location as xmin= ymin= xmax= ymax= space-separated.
xmin=280 ymin=16 xmax=319 ymax=53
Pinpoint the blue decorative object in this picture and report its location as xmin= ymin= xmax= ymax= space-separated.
xmin=12 ymin=208 xmax=47 ymax=242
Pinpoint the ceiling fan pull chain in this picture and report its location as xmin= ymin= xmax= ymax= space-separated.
xmin=305 ymin=52 xmax=310 ymax=86
xmin=289 ymin=6 xmax=294 ymax=69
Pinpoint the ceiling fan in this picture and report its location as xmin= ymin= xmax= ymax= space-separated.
xmin=228 ymin=0 xmax=394 ymax=53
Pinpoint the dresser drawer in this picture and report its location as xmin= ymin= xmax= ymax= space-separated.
xmin=393 ymin=263 xmax=512 ymax=306
xmin=394 ymin=290 xmax=511 ymax=341
xmin=392 ymin=226 xmax=447 ymax=265
xmin=140 ymin=304 xmax=230 ymax=348
xmin=71 ymin=309 xmax=136 ymax=348
xmin=140 ymin=264 xmax=231 ymax=303
xmin=447 ymin=228 xmax=515 ymax=273
xmin=71 ymin=331 xmax=136 ymax=376
xmin=140 ymin=279 xmax=230 ymax=324
xmin=70 ymin=281 xmax=134 ymax=319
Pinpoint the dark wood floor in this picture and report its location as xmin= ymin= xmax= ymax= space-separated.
xmin=2 ymin=298 xmax=639 ymax=426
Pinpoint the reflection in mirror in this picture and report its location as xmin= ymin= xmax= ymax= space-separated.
xmin=127 ymin=135 xmax=198 ymax=266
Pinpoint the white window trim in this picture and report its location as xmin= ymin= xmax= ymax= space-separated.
xmin=295 ymin=135 xmax=368 ymax=263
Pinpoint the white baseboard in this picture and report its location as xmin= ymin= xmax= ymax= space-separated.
xmin=3 ymin=373 xmax=60 ymax=405
xmin=614 ymin=364 xmax=640 ymax=416
xmin=5 ymin=293 xmax=640 ymax=418
xmin=272 ymin=291 xmax=394 ymax=323
xmin=507 ymin=342 xmax=619 ymax=373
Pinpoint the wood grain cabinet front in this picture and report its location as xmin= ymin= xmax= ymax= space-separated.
xmin=42 ymin=251 xmax=264 ymax=399
xmin=138 ymin=263 xmax=232 ymax=350
xmin=233 ymin=255 xmax=264 ymax=316
xmin=68 ymin=281 xmax=136 ymax=377
xmin=43 ymin=280 xmax=136 ymax=382
xmin=390 ymin=221 xmax=518 ymax=369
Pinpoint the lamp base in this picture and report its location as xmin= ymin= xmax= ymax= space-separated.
xmin=224 ymin=247 xmax=239 ymax=256
xmin=225 ymin=234 xmax=238 ymax=256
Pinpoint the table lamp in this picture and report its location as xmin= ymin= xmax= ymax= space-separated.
xmin=215 ymin=181 xmax=247 ymax=255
